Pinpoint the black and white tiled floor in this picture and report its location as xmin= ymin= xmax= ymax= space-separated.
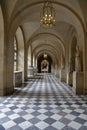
xmin=0 ymin=74 xmax=87 ymax=130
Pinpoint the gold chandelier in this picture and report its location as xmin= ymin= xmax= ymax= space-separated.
xmin=40 ymin=0 xmax=55 ymax=28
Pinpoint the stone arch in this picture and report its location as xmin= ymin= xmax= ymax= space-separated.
xmin=27 ymin=33 xmax=65 ymax=67
xmin=27 ymin=33 xmax=65 ymax=57
xmin=15 ymin=27 xmax=24 ymax=81
xmin=2 ymin=24 xmax=25 ymax=95
xmin=7 ymin=0 xmax=86 ymax=74
xmin=37 ymin=54 xmax=52 ymax=73
xmin=8 ymin=0 xmax=85 ymax=51
xmin=33 ymin=45 xmax=59 ymax=61
xmin=6 ymin=1 xmax=86 ymax=81
xmin=36 ymin=50 xmax=57 ymax=65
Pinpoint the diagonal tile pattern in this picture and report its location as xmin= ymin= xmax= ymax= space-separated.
xmin=0 ymin=73 xmax=87 ymax=130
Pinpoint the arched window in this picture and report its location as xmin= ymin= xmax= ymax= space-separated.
xmin=14 ymin=37 xmax=18 ymax=71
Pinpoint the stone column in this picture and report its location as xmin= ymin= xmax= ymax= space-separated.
xmin=61 ymin=57 xmax=67 ymax=82
xmin=31 ymin=53 xmax=33 ymax=67
xmin=75 ymin=45 xmax=81 ymax=71
xmin=24 ymin=47 xmax=28 ymax=81
xmin=67 ymin=60 xmax=73 ymax=86
xmin=28 ymin=52 xmax=34 ymax=77
xmin=0 ymin=7 xmax=4 ymax=95
xmin=73 ymin=71 xmax=84 ymax=94
xmin=84 ymin=32 xmax=87 ymax=94
xmin=60 ymin=69 xmax=66 ymax=82
xmin=28 ymin=66 xmax=34 ymax=77
xmin=72 ymin=45 xmax=84 ymax=94
xmin=4 ymin=40 xmax=14 ymax=95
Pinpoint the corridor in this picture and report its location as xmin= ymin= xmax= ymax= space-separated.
xmin=0 ymin=74 xmax=87 ymax=130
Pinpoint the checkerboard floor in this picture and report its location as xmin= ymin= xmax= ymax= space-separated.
xmin=0 ymin=73 xmax=87 ymax=130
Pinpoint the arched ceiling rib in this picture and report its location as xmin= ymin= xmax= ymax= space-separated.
xmin=32 ymin=43 xmax=61 ymax=63
xmin=8 ymin=0 xmax=86 ymax=28
xmin=8 ymin=0 xmax=86 ymax=34
xmin=27 ymin=33 xmax=65 ymax=58
xmin=35 ymin=47 xmax=59 ymax=63
xmin=36 ymin=50 xmax=58 ymax=64
xmin=1 ymin=0 xmax=86 ymax=53
xmin=1 ymin=0 xmax=85 ymax=46
xmin=1 ymin=0 xmax=86 ymax=63
xmin=27 ymin=33 xmax=64 ymax=49
xmin=32 ymin=44 xmax=60 ymax=54
xmin=3 ymin=0 xmax=85 ymax=24
xmin=34 ymin=45 xmax=59 ymax=59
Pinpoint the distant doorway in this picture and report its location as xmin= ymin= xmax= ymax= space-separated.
xmin=41 ymin=60 xmax=49 ymax=73
xmin=37 ymin=55 xmax=52 ymax=73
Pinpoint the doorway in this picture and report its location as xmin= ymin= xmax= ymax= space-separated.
xmin=37 ymin=55 xmax=52 ymax=73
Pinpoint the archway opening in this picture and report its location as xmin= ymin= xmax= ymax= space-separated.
xmin=41 ymin=60 xmax=49 ymax=73
xmin=37 ymin=55 xmax=52 ymax=73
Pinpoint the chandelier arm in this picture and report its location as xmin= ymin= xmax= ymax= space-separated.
xmin=40 ymin=0 xmax=55 ymax=28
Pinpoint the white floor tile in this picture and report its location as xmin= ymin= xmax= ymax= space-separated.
xmin=68 ymin=121 xmax=81 ymax=129
xmin=35 ymin=121 xmax=49 ymax=129
xmin=52 ymin=121 xmax=65 ymax=130
xmin=19 ymin=121 xmax=32 ymax=129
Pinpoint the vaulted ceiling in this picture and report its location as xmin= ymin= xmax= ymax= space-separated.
xmin=1 ymin=0 xmax=87 ymax=65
